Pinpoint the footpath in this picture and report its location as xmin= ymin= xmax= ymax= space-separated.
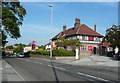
xmin=53 ymin=55 xmax=119 ymax=67
xmin=1 ymin=59 xmax=24 ymax=82
xmin=31 ymin=54 xmax=119 ymax=69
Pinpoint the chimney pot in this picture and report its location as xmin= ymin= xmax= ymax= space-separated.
xmin=63 ymin=25 xmax=67 ymax=33
xmin=74 ymin=18 xmax=81 ymax=28
xmin=94 ymin=24 xmax=96 ymax=32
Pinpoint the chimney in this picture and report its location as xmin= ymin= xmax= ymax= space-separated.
xmin=74 ymin=18 xmax=81 ymax=28
xmin=94 ymin=24 xmax=96 ymax=32
xmin=63 ymin=25 xmax=67 ymax=33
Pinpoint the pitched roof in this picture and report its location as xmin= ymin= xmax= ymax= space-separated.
xmin=52 ymin=24 xmax=104 ymax=40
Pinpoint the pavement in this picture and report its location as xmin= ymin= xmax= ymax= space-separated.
xmin=1 ymin=59 xmax=24 ymax=81
xmin=53 ymin=55 xmax=119 ymax=67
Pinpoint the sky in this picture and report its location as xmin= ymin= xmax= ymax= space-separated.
xmin=7 ymin=2 xmax=118 ymax=46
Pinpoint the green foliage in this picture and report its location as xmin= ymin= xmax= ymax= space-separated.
xmin=14 ymin=43 xmax=26 ymax=47
xmin=13 ymin=46 xmax=23 ymax=53
xmin=38 ymin=49 xmax=44 ymax=51
xmin=30 ymin=48 xmax=75 ymax=56
xmin=52 ymin=48 xmax=75 ymax=56
xmin=5 ymin=45 xmax=13 ymax=49
xmin=6 ymin=52 xmax=13 ymax=56
xmin=30 ymin=50 xmax=50 ymax=55
xmin=38 ymin=45 xmax=45 ymax=50
xmin=104 ymin=25 xmax=120 ymax=49
xmin=13 ymin=43 xmax=26 ymax=53
xmin=1 ymin=2 xmax=26 ymax=46
xmin=55 ymin=37 xmax=81 ymax=51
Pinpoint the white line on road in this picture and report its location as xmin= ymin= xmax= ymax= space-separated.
xmin=0 ymin=68 xmax=3 ymax=69
xmin=77 ymin=72 xmax=110 ymax=82
xmin=26 ymin=60 xmax=31 ymax=62
xmin=34 ymin=62 xmax=42 ymax=64
xmin=3 ymin=60 xmax=25 ymax=81
xmin=48 ymin=65 xmax=66 ymax=70
xmin=59 ymin=67 xmax=66 ymax=70
xmin=48 ymin=65 xmax=52 ymax=67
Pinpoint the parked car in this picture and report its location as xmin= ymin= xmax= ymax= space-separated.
xmin=17 ymin=53 xmax=25 ymax=58
xmin=9 ymin=55 xmax=15 ymax=58
xmin=114 ymin=51 xmax=120 ymax=60
xmin=107 ymin=51 xmax=115 ymax=57
xmin=24 ymin=51 xmax=31 ymax=58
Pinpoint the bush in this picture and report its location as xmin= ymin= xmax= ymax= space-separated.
xmin=30 ymin=50 xmax=50 ymax=55
xmin=52 ymin=49 xmax=75 ymax=56
xmin=30 ymin=48 xmax=75 ymax=56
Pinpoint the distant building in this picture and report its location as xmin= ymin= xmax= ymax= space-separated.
xmin=52 ymin=18 xmax=104 ymax=55
xmin=4 ymin=49 xmax=13 ymax=53
xmin=23 ymin=42 xmax=38 ymax=52
xmin=45 ymin=42 xmax=51 ymax=51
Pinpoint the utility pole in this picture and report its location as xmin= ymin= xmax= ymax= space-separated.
xmin=48 ymin=4 xmax=53 ymax=58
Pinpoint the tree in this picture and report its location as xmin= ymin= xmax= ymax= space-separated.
xmin=38 ymin=45 xmax=45 ymax=50
xmin=13 ymin=43 xmax=26 ymax=53
xmin=55 ymin=37 xmax=68 ymax=49
xmin=55 ymin=37 xmax=81 ymax=51
xmin=5 ymin=45 xmax=13 ymax=49
xmin=1 ymin=2 xmax=26 ymax=46
xmin=104 ymin=25 xmax=120 ymax=50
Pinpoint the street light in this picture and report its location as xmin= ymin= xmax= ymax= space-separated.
xmin=48 ymin=4 xmax=53 ymax=58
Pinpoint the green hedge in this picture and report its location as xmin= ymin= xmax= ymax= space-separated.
xmin=30 ymin=48 xmax=75 ymax=56
xmin=30 ymin=49 xmax=50 ymax=55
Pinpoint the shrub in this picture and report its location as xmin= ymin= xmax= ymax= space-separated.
xmin=30 ymin=48 xmax=75 ymax=56
xmin=52 ymin=49 xmax=75 ymax=56
xmin=30 ymin=50 xmax=50 ymax=55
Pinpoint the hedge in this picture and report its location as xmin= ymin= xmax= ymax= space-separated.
xmin=30 ymin=50 xmax=50 ymax=55
xmin=30 ymin=48 xmax=75 ymax=56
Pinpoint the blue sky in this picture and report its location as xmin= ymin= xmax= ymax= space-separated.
xmin=7 ymin=2 xmax=118 ymax=46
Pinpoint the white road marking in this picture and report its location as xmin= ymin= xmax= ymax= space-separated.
xmin=48 ymin=65 xmax=52 ymax=67
xmin=48 ymin=65 xmax=66 ymax=70
xmin=26 ymin=60 xmax=31 ymax=62
xmin=0 ymin=68 xmax=3 ymax=69
xmin=3 ymin=60 xmax=25 ymax=81
xmin=59 ymin=67 xmax=66 ymax=70
xmin=77 ymin=72 xmax=110 ymax=82
xmin=34 ymin=62 xmax=42 ymax=64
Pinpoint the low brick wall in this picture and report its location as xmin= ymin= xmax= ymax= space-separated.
xmin=54 ymin=56 xmax=75 ymax=60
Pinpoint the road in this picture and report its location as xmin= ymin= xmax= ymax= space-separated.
xmin=3 ymin=57 xmax=119 ymax=82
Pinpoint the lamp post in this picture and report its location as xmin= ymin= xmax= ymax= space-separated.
xmin=48 ymin=4 xmax=53 ymax=58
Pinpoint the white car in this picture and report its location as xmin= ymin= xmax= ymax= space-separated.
xmin=17 ymin=53 xmax=24 ymax=58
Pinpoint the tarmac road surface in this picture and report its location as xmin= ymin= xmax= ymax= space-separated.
xmin=3 ymin=57 xmax=119 ymax=82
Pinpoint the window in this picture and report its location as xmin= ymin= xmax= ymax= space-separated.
xmin=80 ymin=45 xmax=87 ymax=51
xmin=95 ymin=37 xmax=100 ymax=41
xmin=88 ymin=37 xmax=94 ymax=41
xmin=82 ymin=36 xmax=87 ymax=40
xmin=88 ymin=46 xmax=93 ymax=51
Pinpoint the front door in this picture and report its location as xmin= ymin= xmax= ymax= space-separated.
xmin=93 ymin=47 xmax=96 ymax=54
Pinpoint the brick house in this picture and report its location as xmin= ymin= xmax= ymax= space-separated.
xmin=52 ymin=18 xmax=104 ymax=55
